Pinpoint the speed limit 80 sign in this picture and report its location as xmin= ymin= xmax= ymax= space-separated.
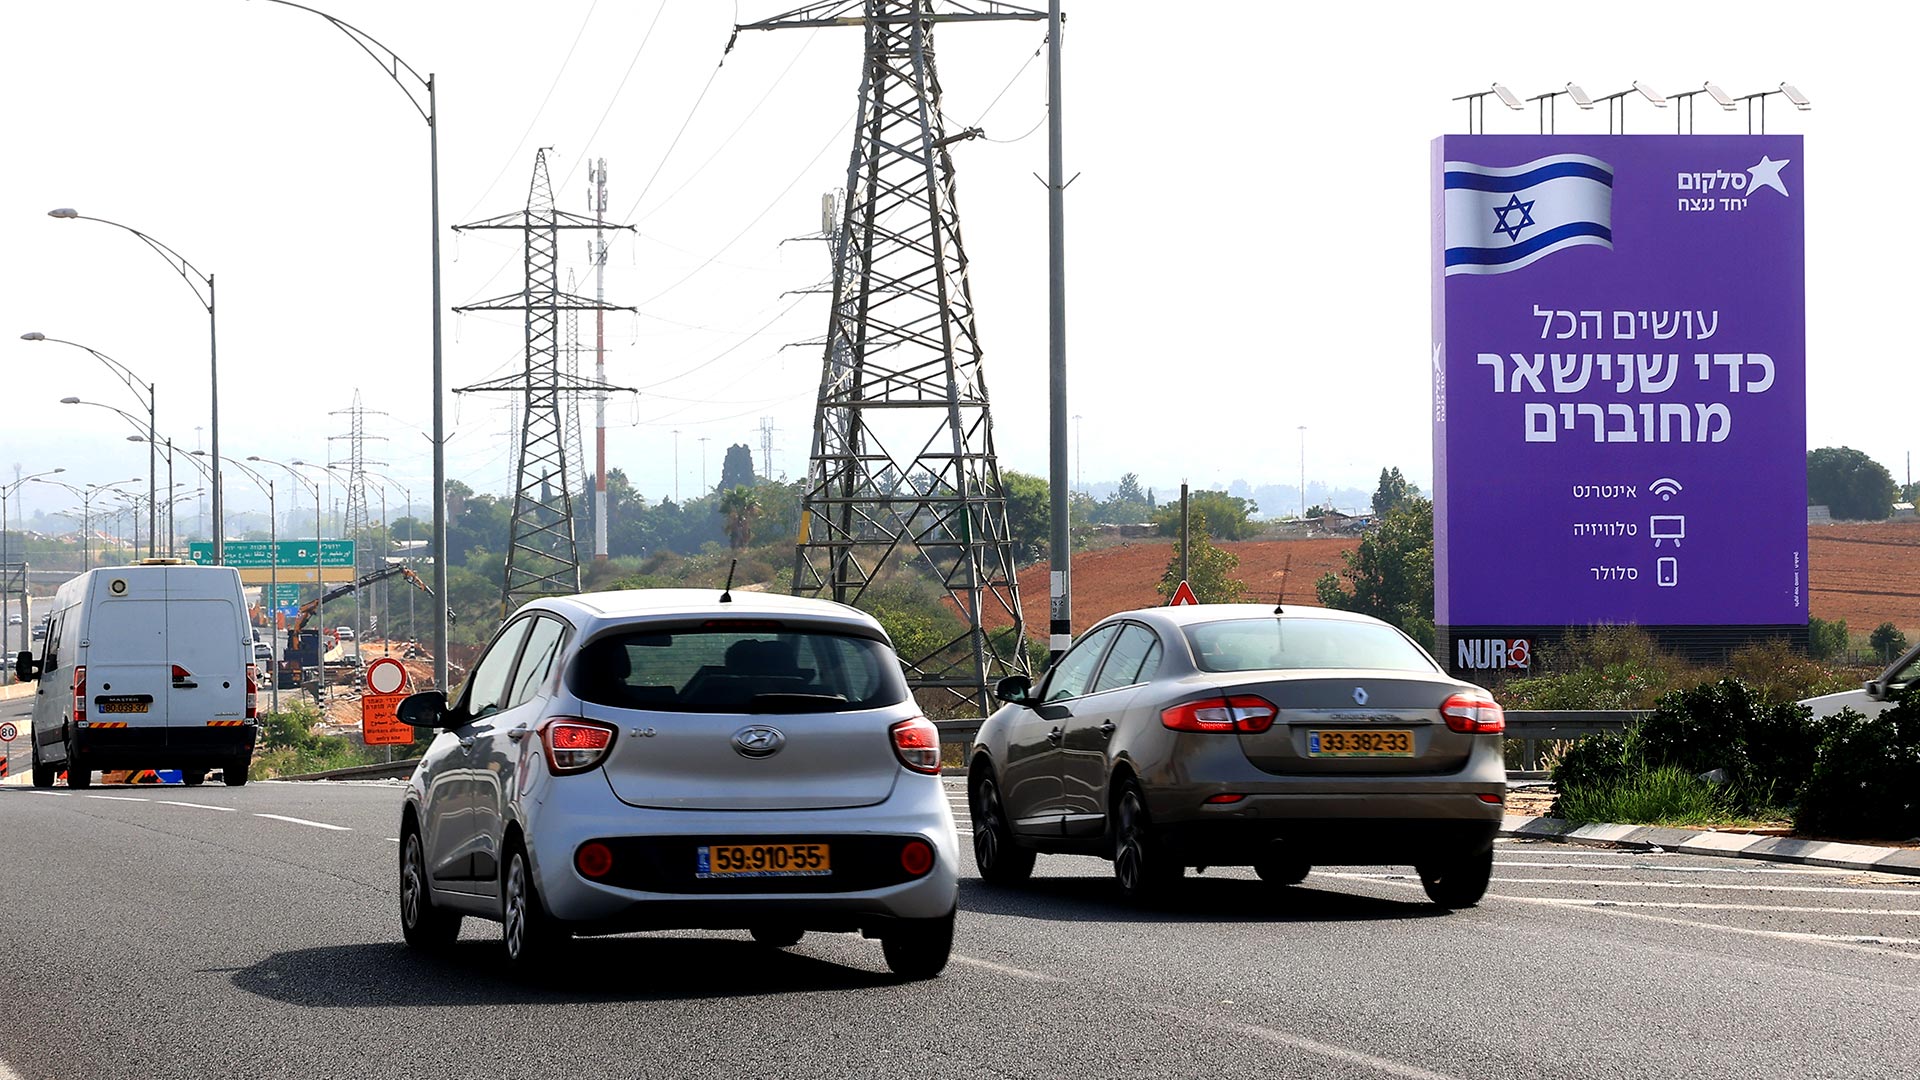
xmin=0 ymin=722 xmax=17 ymax=743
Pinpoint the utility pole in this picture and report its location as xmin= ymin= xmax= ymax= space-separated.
xmin=589 ymin=158 xmax=613 ymax=561
xmin=699 ymin=436 xmax=711 ymax=495
xmin=672 ymin=430 xmax=681 ymax=504
xmin=1298 ymin=425 xmax=1307 ymax=518
xmin=736 ymin=0 xmax=1044 ymax=712
xmin=453 ymin=149 xmax=634 ymax=616
xmin=562 ymin=267 xmax=590 ymax=544
xmin=758 ymin=416 xmax=777 ymax=482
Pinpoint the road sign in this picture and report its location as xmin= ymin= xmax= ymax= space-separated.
xmin=0 ymin=722 xmax=16 ymax=742
xmin=1169 ymin=580 xmax=1200 ymax=606
xmin=361 ymin=693 xmax=412 ymax=746
xmin=266 ymin=583 xmax=303 ymax=607
xmin=187 ymin=539 xmax=355 ymax=570
xmin=365 ymin=657 xmax=408 ymax=696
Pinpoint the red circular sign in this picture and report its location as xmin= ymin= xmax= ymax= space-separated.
xmin=0 ymin=722 xmax=16 ymax=743
xmin=365 ymin=657 xmax=409 ymax=696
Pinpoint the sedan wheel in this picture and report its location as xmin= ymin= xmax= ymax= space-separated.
xmin=1254 ymin=849 xmax=1311 ymax=887
xmin=1112 ymin=781 xmax=1179 ymax=902
xmin=399 ymin=829 xmax=462 ymax=950
xmin=503 ymin=847 xmax=566 ymax=968
xmin=1418 ymin=847 xmax=1493 ymax=909
xmin=970 ymin=772 xmax=1035 ymax=885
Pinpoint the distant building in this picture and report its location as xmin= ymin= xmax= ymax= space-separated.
xmin=1808 ymin=505 xmax=1832 ymax=524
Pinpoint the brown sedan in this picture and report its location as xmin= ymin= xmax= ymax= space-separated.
xmin=967 ymin=604 xmax=1507 ymax=906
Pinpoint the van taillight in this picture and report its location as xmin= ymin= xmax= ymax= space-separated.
xmin=1161 ymin=695 xmax=1277 ymax=734
xmin=245 ymin=663 xmax=258 ymax=720
xmin=1441 ymin=691 xmax=1505 ymax=734
xmin=72 ymin=665 xmax=86 ymax=724
xmin=541 ymin=718 xmax=618 ymax=775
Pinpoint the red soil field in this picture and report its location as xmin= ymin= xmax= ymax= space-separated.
xmin=996 ymin=521 xmax=1920 ymax=638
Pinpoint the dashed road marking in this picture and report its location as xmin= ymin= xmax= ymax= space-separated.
xmin=83 ymin=795 xmax=149 ymax=802
xmin=1169 ymin=1008 xmax=1465 ymax=1080
xmin=156 ymin=800 xmax=237 ymax=812
xmin=253 ymin=813 xmax=352 ymax=832
xmin=1486 ymin=877 xmax=1920 ymax=896
xmin=951 ymin=954 xmax=1065 ymax=983
xmin=1526 ymin=897 xmax=1920 ymax=917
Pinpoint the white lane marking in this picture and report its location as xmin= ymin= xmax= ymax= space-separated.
xmin=0 ymin=1053 xmax=25 ymax=1080
xmin=27 ymin=790 xmax=63 ymax=796
xmin=1524 ymin=897 xmax=1920 ymax=917
xmin=1171 ymin=1009 xmax=1464 ymax=1080
xmin=84 ymin=795 xmax=149 ymax=802
xmin=1492 ymin=861 xmax=1863 ymax=876
xmin=386 ymin=837 xmax=401 ymax=843
xmin=253 ymin=813 xmax=352 ymax=832
xmin=951 ymin=954 xmax=1065 ymax=983
xmin=1485 ymin=877 xmax=1920 ymax=897
xmin=156 ymin=800 xmax=238 ymax=812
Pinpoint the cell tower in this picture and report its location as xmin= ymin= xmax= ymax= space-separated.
xmin=327 ymin=389 xmax=388 ymax=572
xmin=454 ymin=149 xmax=635 ymax=613
xmin=736 ymin=1 xmax=1041 ymax=711
xmin=562 ymin=268 xmax=590 ymax=528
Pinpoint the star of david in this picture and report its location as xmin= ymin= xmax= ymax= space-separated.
xmin=1491 ymin=193 xmax=1536 ymax=242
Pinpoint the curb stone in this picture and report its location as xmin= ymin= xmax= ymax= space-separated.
xmin=1500 ymin=814 xmax=1920 ymax=878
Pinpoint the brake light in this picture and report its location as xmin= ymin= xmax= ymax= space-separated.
xmin=1441 ymin=691 xmax=1506 ymax=734
xmin=245 ymin=663 xmax=258 ymax=720
xmin=171 ymin=664 xmax=193 ymax=680
xmin=900 ymin=838 xmax=935 ymax=876
xmin=72 ymin=665 xmax=86 ymax=724
xmin=541 ymin=717 xmax=618 ymax=774
xmin=889 ymin=716 xmax=941 ymax=774
xmin=575 ymin=841 xmax=615 ymax=879
xmin=1161 ymin=695 xmax=1277 ymax=734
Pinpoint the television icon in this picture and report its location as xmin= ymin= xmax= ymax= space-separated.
xmin=1650 ymin=515 xmax=1685 ymax=547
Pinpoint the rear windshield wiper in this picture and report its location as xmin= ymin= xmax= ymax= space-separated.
xmin=746 ymin=692 xmax=850 ymax=713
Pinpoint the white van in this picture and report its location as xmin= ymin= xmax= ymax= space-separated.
xmin=15 ymin=561 xmax=257 ymax=788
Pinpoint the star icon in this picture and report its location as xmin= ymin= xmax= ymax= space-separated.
xmin=1491 ymin=193 xmax=1536 ymax=242
xmin=1747 ymin=155 xmax=1791 ymax=198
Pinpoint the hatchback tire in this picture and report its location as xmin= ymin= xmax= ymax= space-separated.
xmin=879 ymin=909 xmax=954 ymax=980
xmin=503 ymin=846 xmax=567 ymax=969
xmin=1112 ymin=780 xmax=1180 ymax=902
xmin=969 ymin=771 xmax=1035 ymax=885
xmin=750 ymin=926 xmax=804 ymax=948
xmin=1418 ymin=846 xmax=1493 ymax=909
xmin=399 ymin=827 xmax=462 ymax=950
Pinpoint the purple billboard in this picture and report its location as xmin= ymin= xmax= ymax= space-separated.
xmin=1432 ymin=135 xmax=1806 ymax=632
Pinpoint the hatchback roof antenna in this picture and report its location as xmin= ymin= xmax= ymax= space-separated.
xmin=720 ymin=559 xmax=738 ymax=604
xmin=1274 ymin=553 xmax=1292 ymax=615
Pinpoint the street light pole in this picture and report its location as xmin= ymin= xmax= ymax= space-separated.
xmin=204 ymin=452 xmax=279 ymax=714
xmin=255 ymin=0 xmax=448 ymax=694
xmin=253 ymin=456 xmax=323 ymax=714
xmin=26 ymin=334 xmax=158 ymax=557
xmin=1 ymin=468 xmax=64 ymax=677
xmin=46 ymin=211 xmax=219 ymax=565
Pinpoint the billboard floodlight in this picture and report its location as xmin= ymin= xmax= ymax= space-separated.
xmin=1632 ymin=81 xmax=1668 ymax=106
xmin=1492 ymin=83 xmax=1524 ymax=110
xmin=1565 ymin=83 xmax=1594 ymax=108
xmin=1780 ymin=82 xmax=1812 ymax=108
xmin=1704 ymin=83 xmax=1737 ymax=109
xmin=1451 ymin=83 xmax=1523 ymax=132
xmin=1527 ymin=83 xmax=1596 ymax=133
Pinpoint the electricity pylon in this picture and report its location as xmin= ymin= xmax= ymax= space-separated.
xmin=454 ymin=149 xmax=634 ymax=614
xmin=735 ymin=1 xmax=1042 ymax=712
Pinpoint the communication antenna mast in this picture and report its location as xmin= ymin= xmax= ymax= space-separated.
xmin=562 ymin=268 xmax=590 ymax=533
xmin=454 ymin=149 xmax=636 ymax=614
xmin=758 ymin=416 xmax=778 ymax=481
xmin=735 ymin=0 xmax=1043 ymax=712
xmin=589 ymin=158 xmax=613 ymax=562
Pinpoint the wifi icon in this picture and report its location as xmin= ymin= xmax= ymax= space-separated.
xmin=1650 ymin=477 xmax=1683 ymax=502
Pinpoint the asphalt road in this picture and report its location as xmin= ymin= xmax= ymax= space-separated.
xmin=1 ymin=729 xmax=1918 ymax=1078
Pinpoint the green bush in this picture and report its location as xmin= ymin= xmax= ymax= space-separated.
xmin=1725 ymin=639 xmax=1857 ymax=704
xmin=1808 ymin=617 xmax=1849 ymax=661
xmin=1548 ymin=730 xmax=1632 ymax=792
xmin=1635 ymin=679 xmax=1819 ymax=801
xmin=1794 ymin=695 xmax=1920 ymax=839
xmin=1555 ymin=765 xmax=1748 ymax=827
xmin=1870 ymin=622 xmax=1910 ymax=664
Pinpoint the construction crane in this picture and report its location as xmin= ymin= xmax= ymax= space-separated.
xmin=278 ymin=565 xmax=448 ymax=690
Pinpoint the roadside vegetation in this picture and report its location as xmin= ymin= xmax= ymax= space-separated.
xmin=251 ymin=701 xmax=430 ymax=780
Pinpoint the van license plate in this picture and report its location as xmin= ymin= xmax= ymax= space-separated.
xmin=1308 ymin=729 xmax=1413 ymax=757
xmin=696 ymin=843 xmax=831 ymax=879
xmin=97 ymin=699 xmax=151 ymax=715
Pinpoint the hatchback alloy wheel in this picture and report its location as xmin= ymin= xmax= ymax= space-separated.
xmin=503 ymin=847 xmax=565 ymax=967
xmin=970 ymin=772 xmax=1034 ymax=884
xmin=399 ymin=829 xmax=460 ymax=949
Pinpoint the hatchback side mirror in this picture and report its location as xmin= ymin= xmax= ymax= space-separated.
xmin=397 ymin=690 xmax=452 ymax=728
xmin=994 ymin=674 xmax=1034 ymax=707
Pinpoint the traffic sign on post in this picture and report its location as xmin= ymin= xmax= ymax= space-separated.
xmin=365 ymin=657 xmax=408 ymax=696
xmin=188 ymin=540 xmax=355 ymax=569
xmin=361 ymin=694 xmax=412 ymax=746
xmin=1169 ymin=580 xmax=1200 ymax=606
xmin=0 ymin=722 xmax=17 ymax=742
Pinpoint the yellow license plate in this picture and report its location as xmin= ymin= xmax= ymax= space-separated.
xmin=1308 ymin=729 xmax=1413 ymax=757
xmin=98 ymin=701 xmax=150 ymax=714
xmin=696 ymin=843 xmax=832 ymax=879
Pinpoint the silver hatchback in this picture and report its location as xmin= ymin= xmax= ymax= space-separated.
xmin=396 ymin=589 xmax=959 ymax=977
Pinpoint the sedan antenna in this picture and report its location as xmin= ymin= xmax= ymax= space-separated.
xmin=720 ymin=559 xmax=738 ymax=604
xmin=1274 ymin=553 xmax=1292 ymax=615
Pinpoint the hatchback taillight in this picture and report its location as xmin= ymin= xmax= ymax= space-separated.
xmin=542 ymin=717 xmax=618 ymax=774
xmin=72 ymin=665 xmax=86 ymax=725
xmin=1161 ymin=695 xmax=1277 ymax=734
xmin=1441 ymin=691 xmax=1505 ymax=734
xmin=245 ymin=663 xmax=258 ymax=720
xmin=890 ymin=716 xmax=941 ymax=774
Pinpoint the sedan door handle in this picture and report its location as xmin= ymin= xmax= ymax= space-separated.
xmin=457 ymin=736 xmax=476 ymax=751
xmin=1099 ymin=721 xmax=1117 ymax=739
xmin=1046 ymin=726 xmax=1062 ymax=744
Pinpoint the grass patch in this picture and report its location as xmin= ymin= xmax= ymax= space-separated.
xmin=1554 ymin=766 xmax=1787 ymax=828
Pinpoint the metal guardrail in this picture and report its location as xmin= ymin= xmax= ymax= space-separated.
xmin=274 ymin=757 xmax=422 ymax=782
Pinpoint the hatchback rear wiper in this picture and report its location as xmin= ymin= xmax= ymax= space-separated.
xmin=746 ymin=692 xmax=849 ymax=713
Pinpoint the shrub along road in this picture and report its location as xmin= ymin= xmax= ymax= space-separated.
xmin=0 ymin=776 xmax=1917 ymax=1079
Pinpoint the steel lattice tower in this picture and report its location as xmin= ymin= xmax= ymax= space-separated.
xmin=737 ymin=1 xmax=1042 ymax=711
xmin=454 ymin=149 xmax=634 ymax=612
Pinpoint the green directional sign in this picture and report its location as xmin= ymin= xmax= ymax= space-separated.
xmin=187 ymin=539 xmax=356 ymax=569
xmin=266 ymin=583 xmax=303 ymax=607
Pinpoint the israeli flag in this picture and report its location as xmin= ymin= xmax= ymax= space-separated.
xmin=1444 ymin=154 xmax=1613 ymax=276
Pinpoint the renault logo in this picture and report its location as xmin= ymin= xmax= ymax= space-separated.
xmin=732 ymin=725 xmax=786 ymax=758
xmin=1352 ymin=686 xmax=1369 ymax=706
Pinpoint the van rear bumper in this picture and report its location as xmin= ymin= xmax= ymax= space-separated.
xmin=71 ymin=723 xmax=257 ymax=769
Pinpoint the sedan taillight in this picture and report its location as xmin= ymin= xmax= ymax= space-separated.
xmin=1161 ymin=695 xmax=1277 ymax=734
xmin=542 ymin=717 xmax=618 ymax=774
xmin=1441 ymin=691 xmax=1505 ymax=734
xmin=890 ymin=716 xmax=941 ymax=774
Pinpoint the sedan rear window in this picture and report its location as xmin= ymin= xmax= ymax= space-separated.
xmin=1184 ymin=618 xmax=1437 ymax=674
xmin=570 ymin=626 xmax=909 ymax=713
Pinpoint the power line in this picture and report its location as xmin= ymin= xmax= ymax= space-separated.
xmin=454 ymin=0 xmax=603 ymax=223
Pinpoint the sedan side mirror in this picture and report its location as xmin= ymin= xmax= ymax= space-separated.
xmin=994 ymin=674 xmax=1034 ymax=707
xmin=1866 ymin=680 xmax=1885 ymax=701
xmin=396 ymin=690 xmax=452 ymax=728
xmin=15 ymin=650 xmax=38 ymax=683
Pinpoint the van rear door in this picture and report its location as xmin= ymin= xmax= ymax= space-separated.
xmin=165 ymin=570 xmax=248 ymax=727
xmin=83 ymin=574 xmax=168 ymax=733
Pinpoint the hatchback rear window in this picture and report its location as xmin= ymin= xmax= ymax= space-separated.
xmin=1184 ymin=618 xmax=1436 ymax=674
xmin=570 ymin=626 xmax=909 ymax=713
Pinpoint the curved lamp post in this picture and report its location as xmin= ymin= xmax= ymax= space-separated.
xmin=255 ymin=0 xmax=448 ymax=693
xmin=203 ymin=452 xmax=280 ymax=714
xmin=1 ymin=466 xmax=64 ymax=673
xmin=253 ymin=455 xmax=328 ymax=713
xmin=47 ymin=209 xmax=221 ymax=565
xmin=36 ymin=476 xmax=141 ymax=571
xmin=24 ymin=334 xmax=157 ymax=557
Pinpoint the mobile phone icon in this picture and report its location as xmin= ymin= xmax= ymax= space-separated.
xmin=1656 ymin=557 xmax=1678 ymax=588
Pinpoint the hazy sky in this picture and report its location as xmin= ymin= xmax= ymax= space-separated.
xmin=2 ymin=1 xmax=1882 ymax=529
